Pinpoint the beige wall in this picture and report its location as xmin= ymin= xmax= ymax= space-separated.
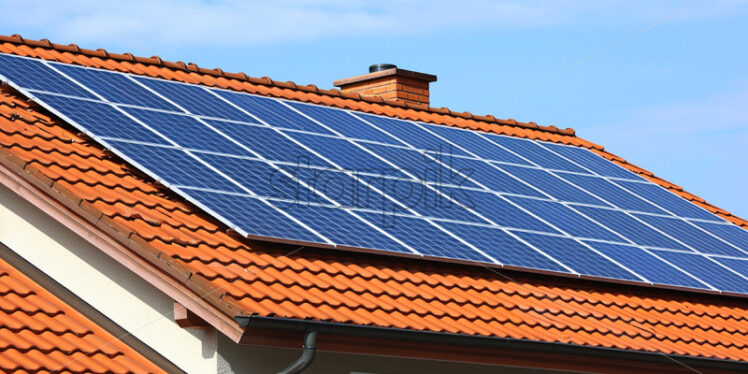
xmin=0 ymin=183 xmax=219 ymax=373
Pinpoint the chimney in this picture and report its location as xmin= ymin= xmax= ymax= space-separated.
xmin=333 ymin=64 xmax=437 ymax=106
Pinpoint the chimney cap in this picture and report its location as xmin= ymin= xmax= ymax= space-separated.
xmin=369 ymin=63 xmax=397 ymax=73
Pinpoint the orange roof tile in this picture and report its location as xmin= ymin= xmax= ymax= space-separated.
xmin=1 ymin=34 xmax=747 ymax=368
xmin=0 ymin=256 xmax=164 ymax=373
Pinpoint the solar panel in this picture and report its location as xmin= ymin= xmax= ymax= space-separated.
xmin=3 ymin=52 xmax=748 ymax=296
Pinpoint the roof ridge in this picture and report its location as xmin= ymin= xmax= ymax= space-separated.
xmin=0 ymin=33 xmax=576 ymax=137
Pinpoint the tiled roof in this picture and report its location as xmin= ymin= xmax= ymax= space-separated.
xmin=1 ymin=34 xmax=747 ymax=366
xmin=0 ymin=255 xmax=164 ymax=373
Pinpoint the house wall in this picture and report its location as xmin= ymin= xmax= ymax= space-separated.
xmin=0 ymin=183 xmax=585 ymax=374
xmin=0 ymin=183 xmax=218 ymax=373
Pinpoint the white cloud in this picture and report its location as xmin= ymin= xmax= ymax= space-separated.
xmin=1 ymin=0 xmax=747 ymax=51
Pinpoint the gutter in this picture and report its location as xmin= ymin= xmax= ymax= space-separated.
xmin=236 ymin=315 xmax=748 ymax=373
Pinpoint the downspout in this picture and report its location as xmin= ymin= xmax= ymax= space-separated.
xmin=278 ymin=331 xmax=317 ymax=374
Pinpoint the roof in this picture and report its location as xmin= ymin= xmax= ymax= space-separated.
xmin=0 ymin=253 xmax=164 ymax=373
xmin=1 ymin=34 xmax=747 ymax=369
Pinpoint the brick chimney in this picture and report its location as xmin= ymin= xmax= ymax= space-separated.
xmin=333 ymin=64 xmax=437 ymax=106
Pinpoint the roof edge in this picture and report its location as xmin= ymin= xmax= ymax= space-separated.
xmin=236 ymin=315 xmax=748 ymax=373
xmin=0 ymin=33 xmax=574 ymax=137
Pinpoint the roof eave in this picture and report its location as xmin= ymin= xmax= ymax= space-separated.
xmin=236 ymin=315 xmax=748 ymax=373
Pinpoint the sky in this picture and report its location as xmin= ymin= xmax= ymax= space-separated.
xmin=2 ymin=0 xmax=747 ymax=218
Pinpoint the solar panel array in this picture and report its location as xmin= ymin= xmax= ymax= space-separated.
xmin=2 ymin=52 xmax=748 ymax=295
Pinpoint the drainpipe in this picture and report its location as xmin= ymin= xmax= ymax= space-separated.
xmin=278 ymin=331 xmax=317 ymax=374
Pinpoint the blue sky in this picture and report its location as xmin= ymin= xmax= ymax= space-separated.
xmin=3 ymin=0 xmax=747 ymax=218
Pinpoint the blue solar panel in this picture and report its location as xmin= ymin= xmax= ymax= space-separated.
xmin=278 ymin=203 xmax=410 ymax=252
xmin=633 ymin=214 xmax=744 ymax=256
xmin=508 ymin=197 xmax=624 ymax=241
xmin=422 ymin=125 xmax=532 ymax=165
xmin=54 ymin=64 xmax=181 ymax=111
xmin=691 ymin=222 xmax=748 ymax=253
xmin=613 ymin=180 xmax=722 ymax=222
xmin=281 ymin=167 xmax=402 ymax=213
xmin=557 ymin=173 xmax=667 ymax=214
xmin=713 ymin=257 xmax=748 ymax=282
xmin=7 ymin=51 xmax=748 ymax=296
xmin=438 ymin=222 xmax=567 ymax=271
xmin=105 ymin=141 xmax=244 ymax=192
xmin=204 ymin=120 xmax=330 ymax=167
xmin=359 ymin=212 xmax=489 ymax=261
xmin=482 ymin=134 xmax=587 ymax=173
xmin=449 ymin=189 xmax=560 ymax=233
xmin=361 ymin=143 xmax=474 ymax=185
xmin=0 ymin=54 xmax=96 ymax=99
xmin=356 ymin=114 xmax=469 ymax=156
xmin=33 ymin=93 xmax=168 ymax=144
xmin=196 ymin=153 xmax=302 ymax=199
xmin=213 ymin=91 xmax=333 ymax=134
xmin=123 ymin=108 xmax=250 ymax=155
xmin=287 ymin=103 xmax=401 ymax=144
xmin=540 ymin=143 xmax=644 ymax=180
xmin=447 ymin=157 xmax=543 ymax=197
xmin=571 ymin=206 xmax=688 ymax=250
xmin=499 ymin=164 xmax=610 ymax=206
xmin=650 ymin=250 xmax=748 ymax=294
xmin=514 ymin=232 xmax=641 ymax=280
xmin=361 ymin=177 xmax=484 ymax=223
xmin=584 ymin=242 xmax=707 ymax=289
xmin=285 ymin=133 xmax=407 ymax=176
xmin=134 ymin=78 xmax=254 ymax=122
xmin=184 ymin=190 xmax=328 ymax=244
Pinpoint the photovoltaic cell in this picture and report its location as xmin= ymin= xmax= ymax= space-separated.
xmin=557 ymin=172 xmax=667 ymax=214
xmin=280 ymin=167 xmax=402 ymax=213
xmin=571 ymin=206 xmax=689 ymax=250
xmin=584 ymin=242 xmax=707 ymax=289
xmin=362 ymin=177 xmax=485 ymax=223
xmin=134 ymin=78 xmax=254 ymax=122
xmin=286 ymin=133 xmax=406 ymax=176
xmin=613 ymin=180 xmax=722 ymax=222
xmin=123 ymin=108 xmax=250 ymax=155
xmin=508 ymin=197 xmax=623 ymax=241
xmin=105 ymin=141 xmax=243 ymax=192
xmin=713 ymin=257 xmax=748 ymax=282
xmin=450 ymin=189 xmax=560 ymax=233
xmin=499 ymin=164 xmax=610 ymax=206
xmin=0 ymin=54 xmax=96 ymax=99
xmin=359 ymin=212 xmax=489 ymax=261
xmin=423 ymin=125 xmax=531 ymax=165
xmin=33 ymin=93 xmax=168 ymax=144
xmin=540 ymin=142 xmax=643 ymax=180
xmin=633 ymin=214 xmax=744 ymax=256
xmin=361 ymin=143 xmax=472 ymax=184
xmin=196 ymin=153 xmax=301 ymax=199
xmin=213 ymin=91 xmax=333 ymax=134
xmin=691 ymin=222 xmax=748 ymax=253
xmin=205 ymin=120 xmax=330 ymax=167
xmin=183 ymin=190 xmax=328 ymax=244
xmin=54 ymin=64 xmax=180 ymax=111
xmin=439 ymin=222 xmax=567 ymax=271
xmin=287 ymin=103 xmax=401 ymax=144
xmin=448 ymin=157 xmax=543 ymax=196
xmin=356 ymin=113 xmax=469 ymax=156
xmin=278 ymin=203 xmax=410 ymax=252
xmin=651 ymin=250 xmax=748 ymax=294
xmin=514 ymin=232 xmax=640 ymax=280
xmin=482 ymin=134 xmax=587 ymax=173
